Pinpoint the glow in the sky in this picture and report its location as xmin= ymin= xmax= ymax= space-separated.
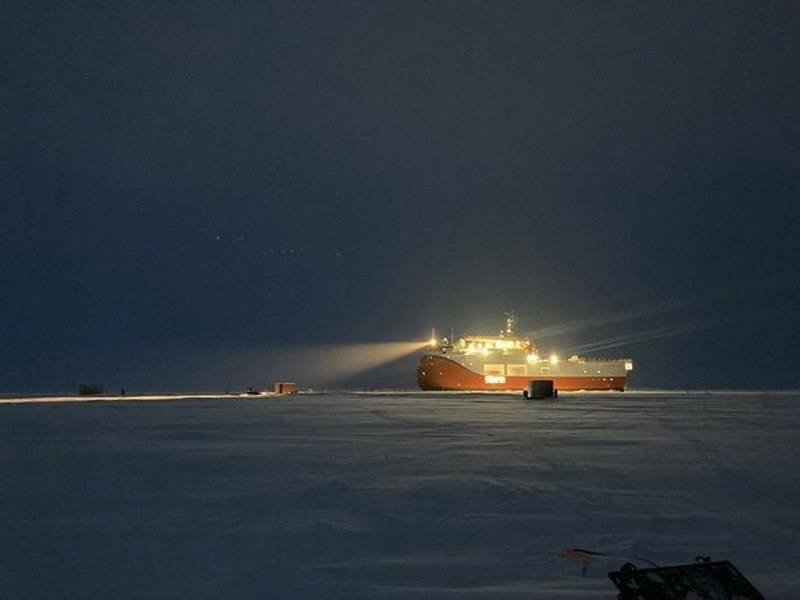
xmin=280 ymin=341 xmax=431 ymax=383
xmin=524 ymin=300 xmax=687 ymax=339
xmin=191 ymin=340 xmax=431 ymax=389
xmin=564 ymin=320 xmax=711 ymax=355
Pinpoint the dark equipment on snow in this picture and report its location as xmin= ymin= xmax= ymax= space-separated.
xmin=523 ymin=379 xmax=557 ymax=399
xmin=78 ymin=384 xmax=104 ymax=396
xmin=608 ymin=559 xmax=765 ymax=600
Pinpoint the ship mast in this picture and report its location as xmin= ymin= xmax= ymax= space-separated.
xmin=502 ymin=311 xmax=517 ymax=338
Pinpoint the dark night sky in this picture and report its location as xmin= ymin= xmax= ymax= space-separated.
xmin=2 ymin=1 xmax=799 ymax=391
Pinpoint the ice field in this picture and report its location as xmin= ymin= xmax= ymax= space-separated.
xmin=1 ymin=391 xmax=798 ymax=598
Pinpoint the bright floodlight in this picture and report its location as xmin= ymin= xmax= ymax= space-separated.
xmin=429 ymin=337 xmax=437 ymax=347
xmin=526 ymin=353 xmax=539 ymax=363
xmin=549 ymin=354 xmax=560 ymax=365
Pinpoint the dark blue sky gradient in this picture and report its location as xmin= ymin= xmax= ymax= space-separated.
xmin=2 ymin=2 xmax=799 ymax=391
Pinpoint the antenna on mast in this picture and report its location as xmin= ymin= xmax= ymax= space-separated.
xmin=504 ymin=311 xmax=517 ymax=337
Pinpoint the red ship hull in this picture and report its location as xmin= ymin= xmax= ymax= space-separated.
xmin=417 ymin=355 xmax=627 ymax=392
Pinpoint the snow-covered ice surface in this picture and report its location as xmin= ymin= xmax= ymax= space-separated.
xmin=1 ymin=390 xmax=798 ymax=598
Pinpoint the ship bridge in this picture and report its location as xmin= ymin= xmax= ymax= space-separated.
xmin=452 ymin=312 xmax=535 ymax=355
xmin=456 ymin=335 xmax=533 ymax=355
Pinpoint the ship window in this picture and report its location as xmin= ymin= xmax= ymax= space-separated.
xmin=507 ymin=364 xmax=527 ymax=377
